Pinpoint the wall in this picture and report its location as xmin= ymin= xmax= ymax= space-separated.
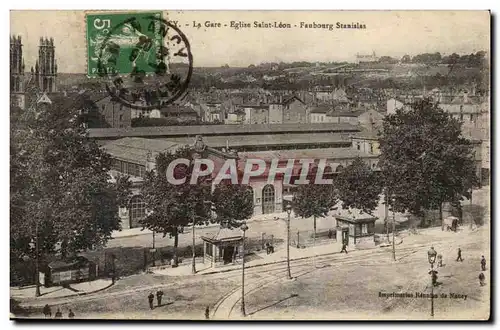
xmin=283 ymin=99 xmax=308 ymax=124
xmin=352 ymin=137 xmax=380 ymax=156
xmin=96 ymin=97 xmax=132 ymax=128
xmin=386 ymin=98 xmax=404 ymax=115
xmin=269 ymin=104 xmax=283 ymax=124
xmin=310 ymin=113 xmax=326 ymax=123
xmin=249 ymin=179 xmax=283 ymax=216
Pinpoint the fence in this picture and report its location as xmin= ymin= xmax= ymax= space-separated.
xmin=290 ymin=228 xmax=337 ymax=249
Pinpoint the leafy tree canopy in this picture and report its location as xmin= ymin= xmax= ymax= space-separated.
xmin=378 ymin=99 xmax=478 ymax=217
xmin=336 ymin=157 xmax=382 ymax=215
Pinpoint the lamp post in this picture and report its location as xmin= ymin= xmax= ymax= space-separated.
xmin=427 ymin=247 xmax=437 ymax=318
xmin=151 ymin=230 xmax=156 ymax=267
xmin=285 ymin=204 xmax=292 ymax=280
xmin=240 ymin=221 xmax=249 ymax=317
xmin=392 ymin=197 xmax=396 ymax=261
xmin=35 ymin=218 xmax=41 ymax=297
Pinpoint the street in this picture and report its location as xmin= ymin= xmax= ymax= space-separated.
xmin=15 ymin=223 xmax=489 ymax=320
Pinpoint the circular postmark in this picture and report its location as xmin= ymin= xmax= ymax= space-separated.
xmin=96 ymin=14 xmax=193 ymax=110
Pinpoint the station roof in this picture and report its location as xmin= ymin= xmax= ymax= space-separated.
xmin=102 ymin=137 xmax=184 ymax=164
xmin=88 ymin=123 xmax=361 ymax=139
xmin=156 ymin=132 xmax=353 ymax=149
xmin=238 ymin=148 xmax=376 ymax=162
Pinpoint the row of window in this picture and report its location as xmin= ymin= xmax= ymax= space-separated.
xmin=112 ymin=159 xmax=146 ymax=178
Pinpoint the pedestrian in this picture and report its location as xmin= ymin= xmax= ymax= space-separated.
xmin=456 ymin=247 xmax=464 ymax=262
xmin=42 ymin=304 xmax=51 ymax=318
xmin=205 ymin=306 xmax=210 ymax=320
xmin=148 ymin=292 xmax=155 ymax=310
xmin=340 ymin=243 xmax=348 ymax=254
xmin=68 ymin=309 xmax=75 ymax=319
xmin=266 ymin=243 xmax=271 ymax=255
xmin=437 ymin=254 xmax=443 ymax=267
xmin=481 ymin=256 xmax=486 ymax=271
xmin=54 ymin=308 xmax=62 ymax=318
xmin=479 ymin=272 xmax=485 ymax=286
xmin=328 ymin=229 xmax=333 ymax=239
xmin=429 ymin=269 xmax=438 ymax=287
xmin=156 ymin=290 xmax=164 ymax=307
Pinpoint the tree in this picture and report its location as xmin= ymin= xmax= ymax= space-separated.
xmin=336 ymin=157 xmax=382 ymax=215
xmin=378 ymin=99 xmax=478 ymax=229
xmin=10 ymin=96 xmax=131 ymax=290
xmin=141 ymin=149 xmax=212 ymax=272
xmin=292 ymin=184 xmax=337 ymax=251
xmin=401 ymin=55 xmax=411 ymax=63
xmin=211 ymin=184 xmax=254 ymax=229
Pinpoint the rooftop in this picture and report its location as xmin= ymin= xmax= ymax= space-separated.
xmin=238 ymin=148 xmax=377 ymax=162
xmin=89 ymin=123 xmax=361 ymax=139
xmin=102 ymin=137 xmax=184 ymax=164
xmin=157 ymin=132 xmax=353 ymax=149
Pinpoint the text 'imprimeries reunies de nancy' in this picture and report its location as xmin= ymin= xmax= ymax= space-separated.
xmin=378 ymin=292 xmax=468 ymax=300
xmin=191 ymin=21 xmax=367 ymax=30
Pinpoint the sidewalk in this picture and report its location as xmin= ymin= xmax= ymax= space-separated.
xmin=152 ymin=224 xmax=488 ymax=278
xmin=10 ymin=279 xmax=113 ymax=300
xmin=153 ymin=240 xmax=344 ymax=277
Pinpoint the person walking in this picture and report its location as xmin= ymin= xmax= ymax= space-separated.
xmin=42 ymin=304 xmax=51 ymax=318
xmin=481 ymin=256 xmax=486 ymax=271
xmin=156 ymin=290 xmax=164 ymax=307
xmin=54 ymin=308 xmax=62 ymax=318
xmin=340 ymin=243 xmax=348 ymax=254
xmin=479 ymin=272 xmax=485 ymax=286
xmin=456 ymin=248 xmax=464 ymax=262
xmin=437 ymin=254 xmax=443 ymax=267
xmin=68 ymin=309 xmax=75 ymax=319
xmin=205 ymin=306 xmax=210 ymax=320
xmin=148 ymin=292 xmax=155 ymax=310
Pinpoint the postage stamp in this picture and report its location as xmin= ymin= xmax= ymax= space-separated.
xmin=86 ymin=11 xmax=193 ymax=109
xmin=86 ymin=11 xmax=164 ymax=77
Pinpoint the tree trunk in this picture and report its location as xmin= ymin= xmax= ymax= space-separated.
xmin=313 ymin=215 xmax=317 ymax=267
xmin=439 ymin=203 xmax=443 ymax=231
xmin=191 ymin=223 xmax=196 ymax=274
xmin=173 ymin=228 xmax=179 ymax=267
xmin=384 ymin=193 xmax=389 ymax=241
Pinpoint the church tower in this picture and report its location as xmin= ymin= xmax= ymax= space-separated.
xmin=32 ymin=37 xmax=57 ymax=93
xmin=10 ymin=35 xmax=25 ymax=108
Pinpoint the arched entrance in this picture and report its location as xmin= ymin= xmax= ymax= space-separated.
xmin=262 ymin=184 xmax=275 ymax=214
xmin=129 ymin=195 xmax=146 ymax=228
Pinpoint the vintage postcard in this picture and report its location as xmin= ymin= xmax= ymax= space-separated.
xmin=10 ymin=10 xmax=490 ymax=320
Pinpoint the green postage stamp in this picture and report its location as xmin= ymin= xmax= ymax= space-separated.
xmin=86 ymin=11 xmax=164 ymax=77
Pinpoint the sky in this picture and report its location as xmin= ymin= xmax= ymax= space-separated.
xmin=10 ymin=10 xmax=490 ymax=73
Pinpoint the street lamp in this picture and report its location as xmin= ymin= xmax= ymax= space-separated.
xmin=427 ymin=247 xmax=437 ymax=318
xmin=285 ymin=204 xmax=293 ymax=280
xmin=240 ymin=221 xmax=249 ymax=317
xmin=391 ymin=197 xmax=396 ymax=261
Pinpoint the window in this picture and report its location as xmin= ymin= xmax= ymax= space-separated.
xmin=129 ymin=195 xmax=146 ymax=228
xmin=470 ymin=114 xmax=473 ymax=121
xmin=460 ymin=114 xmax=464 ymax=121
xmin=119 ymin=114 xmax=123 ymax=121
xmin=101 ymin=104 xmax=105 ymax=111
xmin=357 ymin=143 xmax=361 ymax=150
xmin=361 ymin=223 xmax=368 ymax=234
xmin=369 ymin=143 xmax=374 ymax=154
xmin=262 ymin=184 xmax=275 ymax=214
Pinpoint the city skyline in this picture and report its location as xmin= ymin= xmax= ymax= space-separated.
xmin=11 ymin=10 xmax=490 ymax=73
